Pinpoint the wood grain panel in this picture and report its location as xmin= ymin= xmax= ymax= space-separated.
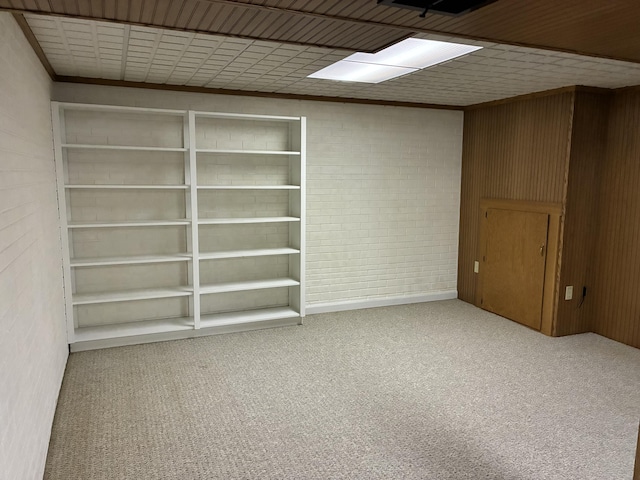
xmin=460 ymin=85 xmax=640 ymax=348
xmin=458 ymin=91 xmax=574 ymax=305
xmin=172 ymin=0 xmax=640 ymax=62
xmin=590 ymin=89 xmax=640 ymax=348
xmin=480 ymin=208 xmax=548 ymax=330
xmin=161 ymin=1 xmax=185 ymax=27
xmin=475 ymin=199 xmax=561 ymax=336
xmin=555 ymin=91 xmax=610 ymax=336
xmin=126 ymin=0 xmax=145 ymax=23
xmin=283 ymin=0 xmax=640 ymax=62
xmin=209 ymin=9 xmax=408 ymax=51
xmin=4 ymin=0 xmax=640 ymax=61
xmin=101 ymin=0 xmax=116 ymax=19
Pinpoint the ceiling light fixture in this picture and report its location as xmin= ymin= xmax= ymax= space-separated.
xmin=308 ymin=38 xmax=482 ymax=83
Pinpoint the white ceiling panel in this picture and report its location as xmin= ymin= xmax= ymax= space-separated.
xmin=24 ymin=14 xmax=640 ymax=106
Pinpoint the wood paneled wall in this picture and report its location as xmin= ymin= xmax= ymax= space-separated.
xmin=590 ymin=89 xmax=640 ymax=348
xmin=555 ymin=91 xmax=611 ymax=336
xmin=458 ymin=92 xmax=574 ymax=304
xmin=460 ymin=86 xmax=640 ymax=349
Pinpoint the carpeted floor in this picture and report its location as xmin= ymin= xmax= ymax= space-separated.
xmin=44 ymin=300 xmax=640 ymax=480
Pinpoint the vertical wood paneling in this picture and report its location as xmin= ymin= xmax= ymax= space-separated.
xmin=461 ymin=87 xmax=640 ymax=348
xmin=458 ymin=92 xmax=574 ymax=304
xmin=591 ymin=89 xmax=640 ymax=348
xmin=555 ymin=91 xmax=610 ymax=336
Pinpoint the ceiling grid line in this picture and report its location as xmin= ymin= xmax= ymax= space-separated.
xmin=181 ymin=37 xmax=224 ymax=86
xmin=158 ymin=31 xmax=199 ymax=84
xmin=90 ymin=20 xmax=102 ymax=74
xmin=120 ymin=23 xmax=130 ymax=80
xmin=139 ymin=29 xmax=163 ymax=83
xmin=53 ymin=16 xmax=78 ymax=73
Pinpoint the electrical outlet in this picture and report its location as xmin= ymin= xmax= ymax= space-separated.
xmin=565 ymin=286 xmax=573 ymax=300
xmin=474 ymin=261 xmax=479 ymax=273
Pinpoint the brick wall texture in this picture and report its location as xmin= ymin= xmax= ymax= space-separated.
xmin=0 ymin=13 xmax=68 ymax=480
xmin=54 ymin=84 xmax=463 ymax=309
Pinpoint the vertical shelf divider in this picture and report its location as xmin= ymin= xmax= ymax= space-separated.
xmin=188 ymin=111 xmax=201 ymax=329
xmin=51 ymin=102 xmax=76 ymax=343
xmin=287 ymin=117 xmax=306 ymax=324
xmin=299 ymin=117 xmax=307 ymax=321
xmin=53 ymin=103 xmax=305 ymax=348
xmin=184 ymin=110 xmax=200 ymax=330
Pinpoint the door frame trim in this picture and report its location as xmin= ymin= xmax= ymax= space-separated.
xmin=476 ymin=198 xmax=562 ymax=336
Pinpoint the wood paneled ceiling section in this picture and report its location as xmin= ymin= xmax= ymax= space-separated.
xmin=2 ymin=0 xmax=640 ymax=62
xmin=0 ymin=0 xmax=410 ymax=52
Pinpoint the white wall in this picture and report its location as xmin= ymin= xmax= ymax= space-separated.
xmin=53 ymin=84 xmax=463 ymax=312
xmin=0 ymin=13 xmax=68 ymax=479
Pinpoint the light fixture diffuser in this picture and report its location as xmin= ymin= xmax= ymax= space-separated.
xmin=349 ymin=38 xmax=482 ymax=69
xmin=308 ymin=61 xmax=417 ymax=84
xmin=308 ymin=38 xmax=482 ymax=83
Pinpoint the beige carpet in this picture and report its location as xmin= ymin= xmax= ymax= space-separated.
xmin=45 ymin=300 xmax=640 ymax=479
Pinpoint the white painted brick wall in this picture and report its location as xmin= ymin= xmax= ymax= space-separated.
xmin=199 ymin=224 xmax=290 ymax=252
xmin=200 ymin=289 xmax=289 ymax=315
xmin=75 ymin=298 xmax=189 ymax=327
xmin=64 ymin=110 xmax=184 ymax=148
xmin=0 ymin=13 xmax=67 ymax=480
xmin=198 ymin=154 xmax=290 ymax=186
xmin=66 ymin=150 xmax=185 ymax=185
xmin=195 ymin=117 xmax=290 ymax=151
xmin=53 ymin=83 xmax=463 ymax=309
xmin=61 ymin=109 xmax=302 ymax=324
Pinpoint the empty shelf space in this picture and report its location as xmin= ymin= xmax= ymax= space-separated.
xmin=71 ymin=254 xmax=192 ymax=267
xmin=199 ymin=248 xmax=300 ymax=260
xmin=68 ymin=219 xmax=191 ymax=228
xmin=62 ymin=144 xmax=187 ymax=152
xmin=197 ymin=185 xmax=300 ymax=190
xmin=72 ymin=287 xmax=193 ymax=305
xmin=54 ymin=103 xmax=305 ymax=348
xmin=65 ymin=184 xmax=189 ymax=190
xmin=196 ymin=149 xmax=300 ymax=155
xmin=200 ymin=307 xmax=299 ymax=328
xmin=74 ymin=317 xmax=194 ymax=342
xmin=198 ymin=216 xmax=300 ymax=225
xmin=200 ymin=278 xmax=299 ymax=294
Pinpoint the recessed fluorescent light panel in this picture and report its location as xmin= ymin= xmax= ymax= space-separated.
xmin=308 ymin=61 xmax=418 ymax=84
xmin=308 ymin=38 xmax=482 ymax=83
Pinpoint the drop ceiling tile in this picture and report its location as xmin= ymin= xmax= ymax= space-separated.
xmin=23 ymin=13 xmax=640 ymax=105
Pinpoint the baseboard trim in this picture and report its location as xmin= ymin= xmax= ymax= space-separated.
xmin=70 ymin=293 xmax=458 ymax=351
xmin=305 ymin=291 xmax=458 ymax=315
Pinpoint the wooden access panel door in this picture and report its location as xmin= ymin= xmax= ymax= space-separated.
xmin=480 ymin=208 xmax=549 ymax=330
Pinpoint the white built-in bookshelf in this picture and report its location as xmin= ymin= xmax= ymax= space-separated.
xmin=52 ymin=102 xmax=306 ymax=350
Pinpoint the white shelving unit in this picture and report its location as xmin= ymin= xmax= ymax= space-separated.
xmin=65 ymin=185 xmax=189 ymax=189
xmin=61 ymin=144 xmax=188 ymax=152
xmin=52 ymin=102 xmax=306 ymax=350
